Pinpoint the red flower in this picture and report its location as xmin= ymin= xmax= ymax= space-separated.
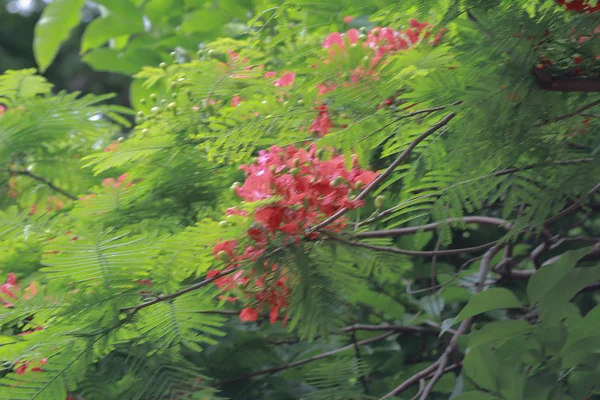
xmin=273 ymin=72 xmax=296 ymax=87
xmin=213 ymin=240 xmax=238 ymax=262
xmin=344 ymin=16 xmax=354 ymax=24
xmin=309 ymin=105 xmax=334 ymax=137
xmin=239 ymin=307 xmax=259 ymax=321
xmin=231 ymin=96 xmax=242 ymax=107
xmin=0 ymin=104 xmax=6 ymax=115
xmin=574 ymin=56 xmax=583 ymax=64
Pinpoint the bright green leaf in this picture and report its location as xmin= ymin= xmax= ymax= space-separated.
xmin=33 ymin=0 xmax=85 ymax=72
xmin=180 ymin=9 xmax=229 ymax=33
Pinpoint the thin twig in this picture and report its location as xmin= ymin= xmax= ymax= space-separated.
xmin=217 ymin=332 xmax=395 ymax=386
xmin=4 ymin=169 xmax=78 ymax=200
xmin=119 ymin=268 xmax=239 ymax=314
xmin=382 ymin=245 xmax=501 ymax=399
xmin=266 ymin=324 xmax=439 ymax=345
xmin=417 ymin=245 xmax=501 ymax=400
xmin=309 ymin=113 xmax=457 ymax=233
xmin=535 ymin=100 xmax=600 ymax=126
xmin=350 ymin=331 xmax=370 ymax=394
xmin=355 ymin=216 xmax=511 ymax=239
xmin=492 ymin=158 xmax=594 ymax=177
xmin=543 ymin=182 xmax=600 ymax=226
xmin=326 ymin=231 xmax=497 ymax=257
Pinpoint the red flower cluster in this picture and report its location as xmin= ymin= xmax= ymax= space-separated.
xmin=208 ymin=144 xmax=379 ymax=323
xmin=556 ymin=0 xmax=600 ymax=12
xmin=322 ymin=20 xmax=444 ymax=72
xmin=102 ymin=174 xmax=132 ymax=189
xmin=1 ymin=273 xmax=37 ymax=308
xmin=312 ymin=21 xmax=444 ymax=136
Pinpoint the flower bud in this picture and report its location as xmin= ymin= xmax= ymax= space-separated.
xmin=375 ymin=195 xmax=385 ymax=208
xmin=303 ymin=197 xmax=311 ymax=209
xmin=292 ymin=158 xmax=300 ymax=168
xmin=290 ymin=167 xmax=300 ymax=178
xmin=359 ymin=26 xmax=367 ymax=34
xmin=219 ymin=220 xmax=228 ymax=228
xmin=140 ymin=98 xmax=147 ymax=104
xmin=349 ymin=195 xmax=357 ymax=202
xmin=150 ymin=93 xmax=157 ymax=101
xmin=269 ymin=165 xmax=277 ymax=174
xmin=170 ymin=51 xmax=177 ymax=58
xmin=150 ymin=106 xmax=161 ymax=114
xmin=167 ymin=102 xmax=177 ymax=111
xmin=217 ymin=250 xmax=230 ymax=264
xmin=331 ymin=177 xmax=344 ymax=187
xmin=230 ymin=182 xmax=241 ymax=193
xmin=159 ymin=62 xmax=168 ymax=69
xmin=196 ymin=49 xmax=203 ymax=58
xmin=354 ymin=180 xmax=363 ymax=189
xmin=316 ymin=149 xmax=325 ymax=159
xmin=136 ymin=111 xmax=144 ymax=119
xmin=207 ymin=49 xmax=216 ymax=58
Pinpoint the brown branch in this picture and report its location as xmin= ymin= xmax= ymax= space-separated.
xmin=532 ymin=67 xmax=600 ymax=93
xmin=394 ymin=101 xmax=463 ymax=119
xmin=4 ymin=169 xmax=78 ymax=200
xmin=217 ymin=331 xmax=396 ymax=387
xmin=355 ymin=216 xmax=511 ymax=239
xmin=383 ymin=245 xmax=501 ymax=399
xmin=309 ymin=113 xmax=457 ymax=233
xmin=326 ymin=231 xmax=497 ymax=257
xmin=491 ymin=158 xmax=594 ymax=177
xmin=543 ymin=182 xmax=600 ymax=226
xmin=266 ymin=324 xmax=439 ymax=345
xmin=350 ymin=331 xmax=370 ymax=394
xmin=535 ymin=100 xmax=600 ymax=126
xmin=119 ymin=268 xmax=239 ymax=314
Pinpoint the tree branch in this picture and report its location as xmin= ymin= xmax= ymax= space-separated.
xmin=535 ymin=100 xmax=600 ymax=126
xmin=382 ymin=245 xmax=501 ymax=399
xmin=543 ymin=182 xmax=600 ymax=226
xmin=417 ymin=245 xmax=501 ymax=399
xmin=4 ymin=169 xmax=78 ymax=200
xmin=325 ymin=231 xmax=498 ymax=257
xmin=350 ymin=331 xmax=370 ymax=394
xmin=491 ymin=158 xmax=594 ymax=177
xmin=119 ymin=268 xmax=239 ymax=314
xmin=266 ymin=324 xmax=439 ymax=345
xmin=354 ymin=216 xmax=511 ymax=239
xmin=309 ymin=113 xmax=457 ymax=233
xmin=217 ymin=331 xmax=396 ymax=386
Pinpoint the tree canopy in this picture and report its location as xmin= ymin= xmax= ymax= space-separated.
xmin=1 ymin=0 xmax=600 ymax=399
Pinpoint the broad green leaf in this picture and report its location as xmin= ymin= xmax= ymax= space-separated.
xmin=534 ymin=322 xmax=568 ymax=353
xmin=453 ymin=288 xmax=523 ymax=325
xmin=180 ymin=9 xmax=229 ymax=33
xmin=33 ymin=0 xmax=85 ymax=72
xmin=81 ymin=0 xmax=144 ymax=53
xmin=452 ymin=392 xmax=498 ymax=400
xmin=82 ymin=49 xmax=141 ymax=75
xmin=469 ymin=320 xmax=532 ymax=348
xmin=527 ymin=247 xmax=593 ymax=306
xmin=463 ymin=346 xmax=500 ymax=392
xmin=540 ymin=265 xmax=600 ymax=322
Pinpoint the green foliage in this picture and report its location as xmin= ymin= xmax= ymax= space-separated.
xmin=2 ymin=0 xmax=600 ymax=399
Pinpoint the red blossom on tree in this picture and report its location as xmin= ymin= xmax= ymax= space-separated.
xmin=208 ymin=144 xmax=378 ymax=323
